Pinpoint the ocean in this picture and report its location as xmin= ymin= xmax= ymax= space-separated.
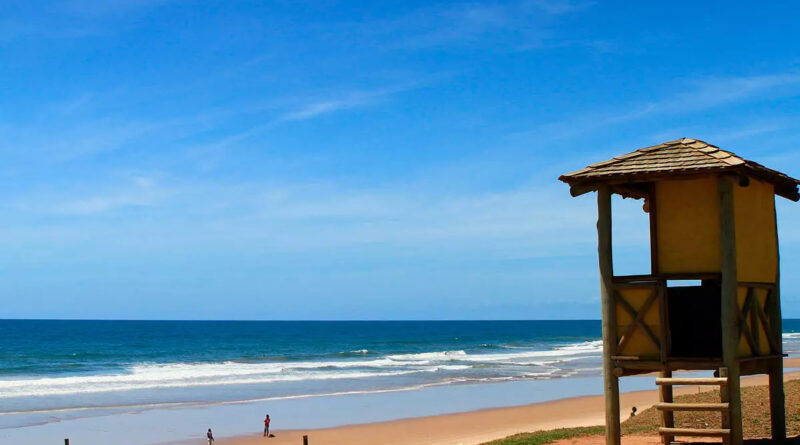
xmin=1 ymin=319 xmax=799 ymax=436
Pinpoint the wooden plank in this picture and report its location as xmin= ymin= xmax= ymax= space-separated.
xmin=655 ymin=377 xmax=728 ymax=385
xmin=616 ymin=295 xmax=660 ymax=351
xmin=768 ymin=198 xmax=786 ymax=441
xmin=597 ymin=185 xmax=621 ymax=445
xmin=718 ymin=175 xmax=743 ymax=445
xmin=757 ymin=290 xmax=781 ymax=354
xmin=737 ymin=281 xmax=775 ymax=289
xmin=614 ymin=282 xmax=659 ymax=289
xmin=617 ymin=360 xmax=722 ymax=371
xmin=612 ymin=275 xmax=658 ymax=283
xmin=720 ymin=367 xmax=731 ymax=445
xmin=657 ymin=281 xmax=669 ymax=365
xmin=738 ymin=354 xmax=785 ymax=362
xmin=738 ymin=289 xmax=758 ymax=355
xmin=617 ymin=288 xmax=658 ymax=354
xmin=612 ymin=272 xmax=721 ymax=283
xmin=656 ymin=402 xmax=730 ymax=411
xmin=648 ymin=182 xmax=659 ymax=275
xmin=658 ymin=272 xmax=722 ymax=281
xmin=658 ymin=427 xmax=730 ymax=437
xmin=658 ymin=370 xmax=674 ymax=445
xmin=749 ymin=288 xmax=761 ymax=355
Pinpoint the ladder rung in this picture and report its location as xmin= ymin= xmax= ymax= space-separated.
xmin=659 ymin=427 xmax=730 ymax=437
xmin=656 ymin=402 xmax=730 ymax=411
xmin=655 ymin=377 xmax=728 ymax=386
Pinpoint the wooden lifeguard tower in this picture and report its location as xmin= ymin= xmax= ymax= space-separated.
xmin=559 ymin=138 xmax=800 ymax=445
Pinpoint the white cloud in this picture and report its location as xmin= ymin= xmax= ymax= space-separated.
xmin=662 ymin=73 xmax=800 ymax=112
xmin=519 ymin=71 xmax=800 ymax=142
xmin=14 ymin=175 xmax=169 ymax=216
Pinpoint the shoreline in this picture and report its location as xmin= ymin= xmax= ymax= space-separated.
xmin=216 ymin=359 xmax=800 ymax=445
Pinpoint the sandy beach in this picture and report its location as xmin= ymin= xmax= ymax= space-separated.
xmin=218 ymin=359 xmax=800 ymax=445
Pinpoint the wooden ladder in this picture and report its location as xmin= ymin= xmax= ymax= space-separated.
xmin=655 ymin=370 xmax=731 ymax=445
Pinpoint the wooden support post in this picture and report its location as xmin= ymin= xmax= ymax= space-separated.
xmin=648 ymin=182 xmax=660 ymax=275
xmin=718 ymin=176 xmax=743 ymax=445
xmin=303 ymin=434 xmax=309 ymax=445
xmin=658 ymin=369 xmax=674 ymax=445
xmin=719 ymin=367 xmax=731 ymax=445
xmin=768 ymin=198 xmax=786 ymax=440
xmin=65 ymin=439 xmax=70 ymax=445
xmin=597 ymin=185 xmax=621 ymax=445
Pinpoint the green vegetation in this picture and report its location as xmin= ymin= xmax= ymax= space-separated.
xmin=482 ymin=379 xmax=800 ymax=445
xmin=481 ymin=426 xmax=605 ymax=445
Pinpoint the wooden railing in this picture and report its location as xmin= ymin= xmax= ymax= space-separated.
xmin=736 ymin=282 xmax=780 ymax=356
xmin=608 ymin=274 xmax=781 ymax=365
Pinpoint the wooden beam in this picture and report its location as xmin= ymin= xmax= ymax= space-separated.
xmin=758 ymin=291 xmax=781 ymax=354
xmin=597 ymin=185 xmax=621 ymax=445
xmin=737 ymin=281 xmax=776 ymax=289
xmin=658 ymin=370 xmax=675 ymax=445
xmin=616 ymin=288 xmax=658 ymax=353
xmin=659 ymin=427 xmax=730 ymax=437
xmin=749 ymin=289 xmax=761 ymax=355
xmin=718 ymin=176 xmax=743 ymax=445
xmin=657 ymin=402 xmax=730 ymax=411
xmin=737 ymin=289 xmax=759 ymax=355
xmin=570 ymin=184 xmax=596 ymax=197
xmin=657 ymin=281 xmax=670 ymax=365
xmin=649 ymin=182 xmax=659 ymax=275
xmin=616 ymin=360 xmax=723 ymax=371
xmin=768 ymin=198 xmax=786 ymax=440
xmin=617 ymin=294 xmax=661 ymax=351
xmin=612 ymin=272 xmax=721 ymax=283
xmin=656 ymin=377 xmax=728 ymax=385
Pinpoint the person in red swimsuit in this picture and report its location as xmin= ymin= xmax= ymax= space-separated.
xmin=263 ymin=414 xmax=271 ymax=437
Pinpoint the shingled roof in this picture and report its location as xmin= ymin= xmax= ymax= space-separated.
xmin=559 ymin=138 xmax=800 ymax=201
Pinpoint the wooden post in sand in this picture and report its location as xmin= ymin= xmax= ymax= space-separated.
xmin=597 ymin=185 xmax=621 ymax=445
xmin=768 ymin=199 xmax=786 ymax=440
xmin=303 ymin=435 xmax=309 ymax=445
xmin=718 ymin=176 xmax=743 ymax=445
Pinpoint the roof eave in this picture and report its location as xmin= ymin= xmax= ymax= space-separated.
xmin=560 ymin=167 xmax=800 ymax=201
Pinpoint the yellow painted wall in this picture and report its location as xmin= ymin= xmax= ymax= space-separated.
xmin=656 ymin=177 xmax=721 ymax=273
xmin=733 ymin=179 xmax=777 ymax=283
xmin=615 ymin=286 xmax=660 ymax=357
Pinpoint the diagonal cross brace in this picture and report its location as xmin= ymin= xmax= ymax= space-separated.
xmin=616 ymin=289 xmax=660 ymax=353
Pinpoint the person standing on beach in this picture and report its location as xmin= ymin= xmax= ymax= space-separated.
xmin=207 ymin=428 xmax=214 ymax=443
xmin=263 ymin=414 xmax=271 ymax=437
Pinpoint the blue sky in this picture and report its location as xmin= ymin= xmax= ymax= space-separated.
xmin=2 ymin=0 xmax=800 ymax=319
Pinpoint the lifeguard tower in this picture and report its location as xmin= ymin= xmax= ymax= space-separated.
xmin=559 ymin=138 xmax=800 ymax=445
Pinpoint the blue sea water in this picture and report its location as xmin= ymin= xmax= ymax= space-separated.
xmin=1 ymin=319 xmax=799 ymax=431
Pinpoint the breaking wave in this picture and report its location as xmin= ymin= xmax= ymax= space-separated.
xmin=0 ymin=341 xmax=602 ymax=399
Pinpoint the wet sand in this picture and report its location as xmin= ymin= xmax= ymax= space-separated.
xmin=218 ymin=359 xmax=800 ymax=445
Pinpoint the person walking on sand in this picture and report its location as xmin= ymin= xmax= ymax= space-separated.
xmin=263 ymin=414 xmax=271 ymax=437
xmin=207 ymin=428 xmax=214 ymax=444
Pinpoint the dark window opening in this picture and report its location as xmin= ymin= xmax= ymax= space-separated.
xmin=667 ymin=280 xmax=722 ymax=358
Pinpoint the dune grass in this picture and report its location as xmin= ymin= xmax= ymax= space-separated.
xmin=482 ymin=379 xmax=800 ymax=445
xmin=481 ymin=426 xmax=606 ymax=445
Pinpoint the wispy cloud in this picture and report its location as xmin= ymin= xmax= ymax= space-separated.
xmin=198 ymin=80 xmax=436 ymax=152
xmin=519 ymin=71 xmax=800 ymax=142
xmin=346 ymin=0 xmax=595 ymax=51
xmin=59 ymin=0 xmax=172 ymax=16
xmin=661 ymin=73 xmax=800 ymax=112
xmin=531 ymin=0 xmax=595 ymax=15
xmin=13 ymin=175 xmax=169 ymax=216
xmin=276 ymin=93 xmax=378 ymax=123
